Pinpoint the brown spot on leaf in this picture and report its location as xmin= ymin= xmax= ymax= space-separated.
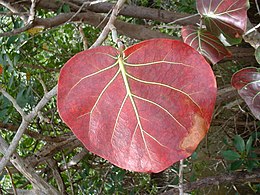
xmin=180 ymin=114 xmax=208 ymax=154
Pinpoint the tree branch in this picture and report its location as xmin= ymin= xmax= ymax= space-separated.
xmin=90 ymin=0 xmax=127 ymax=48
xmin=0 ymin=85 xmax=57 ymax=172
xmin=47 ymin=158 xmax=67 ymax=194
xmin=0 ymin=122 xmax=72 ymax=143
xmin=26 ymin=136 xmax=81 ymax=168
xmin=27 ymin=0 xmax=37 ymax=24
xmin=0 ymin=0 xmax=27 ymax=21
xmin=0 ymin=87 xmax=26 ymax=117
xmin=178 ymin=160 xmax=184 ymax=194
xmin=60 ymin=149 xmax=87 ymax=171
xmin=35 ymin=0 xmax=199 ymax=25
xmin=160 ymin=169 xmax=260 ymax=194
xmin=0 ymin=136 xmax=59 ymax=194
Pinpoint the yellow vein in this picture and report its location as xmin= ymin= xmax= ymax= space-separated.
xmin=126 ymin=73 xmax=201 ymax=111
xmin=77 ymin=112 xmax=90 ymax=119
xmin=92 ymin=52 xmax=118 ymax=60
xmin=124 ymin=60 xmax=193 ymax=68
xmin=253 ymin=92 xmax=260 ymax=105
xmin=124 ymin=44 xmax=149 ymax=60
xmin=118 ymin=56 xmax=153 ymax=161
xmin=213 ymin=0 xmax=223 ymax=13
xmin=111 ymin=94 xmax=128 ymax=145
xmin=185 ymin=31 xmax=198 ymax=46
xmin=90 ymin=69 xmax=120 ymax=114
xmin=130 ymin=123 xmax=139 ymax=148
xmin=132 ymin=94 xmax=186 ymax=131
xmin=142 ymin=130 xmax=168 ymax=149
xmin=67 ymin=62 xmax=118 ymax=96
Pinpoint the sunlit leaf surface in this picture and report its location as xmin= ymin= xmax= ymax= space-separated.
xmin=182 ymin=25 xmax=231 ymax=64
xmin=232 ymin=67 xmax=260 ymax=120
xmin=197 ymin=0 xmax=248 ymax=45
xmin=57 ymin=39 xmax=217 ymax=172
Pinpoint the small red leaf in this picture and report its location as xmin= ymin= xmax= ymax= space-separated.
xmin=0 ymin=64 xmax=3 ymax=74
xmin=182 ymin=25 xmax=231 ymax=64
xmin=197 ymin=0 xmax=248 ymax=45
xmin=232 ymin=67 xmax=260 ymax=119
xmin=57 ymin=39 xmax=217 ymax=173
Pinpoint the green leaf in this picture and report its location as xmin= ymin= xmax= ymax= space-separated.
xmin=233 ymin=135 xmax=245 ymax=153
xmin=246 ymin=136 xmax=253 ymax=155
xmin=191 ymin=151 xmax=198 ymax=160
xmin=230 ymin=160 xmax=243 ymax=170
xmin=222 ymin=150 xmax=241 ymax=161
xmin=246 ymin=160 xmax=257 ymax=172
xmin=62 ymin=4 xmax=70 ymax=13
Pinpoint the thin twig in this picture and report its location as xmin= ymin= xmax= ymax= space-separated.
xmin=244 ymin=23 xmax=260 ymax=35
xmin=27 ymin=0 xmax=36 ymax=24
xmin=0 ymin=85 xmax=57 ymax=172
xmin=0 ymin=0 xmax=27 ymax=21
xmin=0 ymin=136 xmax=59 ymax=194
xmin=90 ymin=0 xmax=127 ymax=48
xmin=256 ymin=0 xmax=260 ymax=15
xmin=0 ymin=87 xmax=26 ymax=117
xmin=5 ymin=167 xmax=18 ymax=195
xmin=178 ymin=159 xmax=184 ymax=195
xmin=62 ymin=152 xmax=75 ymax=195
xmin=78 ymin=23 xmax=88 ymax=50
xmin=0 ymin=22 xmax=34 ymax=37
xmin=67 ymin=1 xmax=89 ymax=22
xmin=168 ymin=13 xmax=199 ymax=25
xmin=37 ymin=75 xmax=48 ymax=94
xmin=60 ymin=149 xmax=87 ymax=171
xmin=47 ymin=158 xmax=66 ymax=194
xmin=160 ymin=169 xmax=260 ymax=194
xmin=0 ymin=11 xmax=27 ymax=16
xmin=110 ymin=24 xmax=124 ymax=50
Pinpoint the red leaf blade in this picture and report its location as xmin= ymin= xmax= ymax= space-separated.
xmin=57 ymin=39 xmax=217 ymax=173
xmin=197 ymin=0 xmax=248 ymax=45
xmin=232 ymin=67 xmax=260 ymax=119
xmin=182 ymin=25 xmax=231 ymax=64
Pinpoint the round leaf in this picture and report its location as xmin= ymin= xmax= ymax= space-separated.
xmin=57 ymin=39 xmax=217 ymax=173
xmin=231 ymin=67 xmax=260 ymax=119
xmin=182 ymin=25 xmax=232 ymax=64
xmin=197 ymin=0 xmax=249 ymax=45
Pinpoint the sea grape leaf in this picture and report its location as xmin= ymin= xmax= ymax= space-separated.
xmin=231 ymin=67 xmax=260 ymax=120
xmin=196 ymin=0 xmax=249 ymax=45
xmin=181 ymin=25 xmax=231 ymax=64
xmin=57 ymin=39 xmax=217 ymax=173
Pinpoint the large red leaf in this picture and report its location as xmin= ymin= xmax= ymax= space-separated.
xmin=182 ymin=25 xmax=231 ymax=64
xmin=231 ymin=67 xmax=260 ymax=119
xmin=57 ymin=39 xmax=217 ymax=173
xmin=196 ymin=0 xmax=248 ymax=45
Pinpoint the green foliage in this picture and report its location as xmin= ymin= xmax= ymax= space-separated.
xmin=222 ymin=135 xmax=259 ymax=172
